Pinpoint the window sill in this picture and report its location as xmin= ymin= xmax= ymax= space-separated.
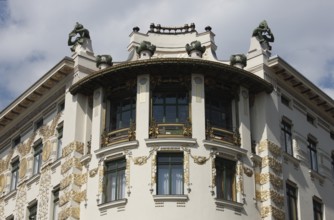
xmin=215 ymin=199 xmax=244 ymax=212
xmin=203 ymin=140 xmax=247 ymax=157
xmin=51 ymin=158 xmax=61 ymax=171
xmin=95 ymin=140 xmax=138 ymax=158
xmin=309 ymin=170 xmax=325 ymax=185
xmin=153 ymin=195 xmax=189 ymax=202
xmin=98 ymin=199 xmax=127 ymax=211
xmin=145 ymin=138 xmax=197 ymax=148
xmin=80 ymin=154 xmax=92 ymax=166
xmin=283 ymin=152 xmax=300 ymax=168
xmin=4 ymin=189 xmax=16 ymax=202
xmin=27 ymin=173 xmax=40 ymax=187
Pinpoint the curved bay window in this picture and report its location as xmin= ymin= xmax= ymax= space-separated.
xmin=150 ymin=76 xmax=191 ymax=138
xmin=205 ymin=80 xmax=239 ymax=145
xmin=103 ymin=79 xmax=137 ymax=146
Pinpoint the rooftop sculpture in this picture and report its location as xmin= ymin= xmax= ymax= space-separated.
xmin=68 ymin=22 xmax=91 ymax=52
xmin=252 ymin=20 xmax=274 ymax=50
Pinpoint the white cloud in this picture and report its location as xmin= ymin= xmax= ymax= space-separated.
xmin=1 ymin=0 xmax=334 ymax=110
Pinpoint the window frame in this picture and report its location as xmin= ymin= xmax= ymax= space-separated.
xmin=52 ymin=188 xmax=59 ymax=220
xmin=56 ymin=125 xmax=63 ymax=160
xmin=10 ymin=159 xmax=20 ymax=191
xmin=215 ymin=157 xmax=237 ymax=202
xmin=156 ymin=152 xmax=184 ymax=195
xmin=313 ymin=197 xmax=323 ymax=220
xmin=103 ymin=158 xmax=126 ymax=203
xmin=308 ymin=137 xmax=318 ymax=172
xmin=281 ymin=119 xmax=293 ymax=155
xmin=286 ymin=181 xmax=298 ymax=220
xmin=28 ymin=202 xmax=38 ymax=220
xmin=33 ymin=142 xmax=43 ymax=175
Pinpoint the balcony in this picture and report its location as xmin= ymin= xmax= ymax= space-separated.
xmin=101 ymin=122 xmax=136 ymax=147
xmin=149 ymin=119 xmax=192 ymax=138
xmin=206 ymin=123 xmax=241 ymax=146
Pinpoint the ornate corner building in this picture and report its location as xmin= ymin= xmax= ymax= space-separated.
xmin=0 ymin=21 xmax=333 ymax=220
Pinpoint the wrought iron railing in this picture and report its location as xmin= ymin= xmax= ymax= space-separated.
xmin=149 ymin=119 xmax=192 ymax=138
xmin=101 ymin=122 xmax=136 ymax=147
xmin=206 ymin=122 xmax=240 ymax=146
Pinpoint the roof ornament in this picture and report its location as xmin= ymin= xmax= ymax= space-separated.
xmin=149 ymin=23 xmax=196 ymax=34
xmin=96 ymin=55 xmax=113 ymax=69
xmin=68 ymin=22 xmax=91 ymax=52
xmin=136 ymin=41 xmax=156 ymax=59
xmin=230 ymin=54 xmax=247 ymax=69
xmin=185 ymin=41 xmax=206 ymax=58
xmin=252 ymin=20 xmax=274 ymax=50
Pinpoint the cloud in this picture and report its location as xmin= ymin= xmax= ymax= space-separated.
xmin=1 ymin=0 xmax=334 ymax=111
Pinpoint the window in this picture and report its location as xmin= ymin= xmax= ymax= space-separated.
xmin=56 ymin=126 xmax=63 ymax=159
xmin=157 ymin=153 xmax=184 ymax=195
xmin=307 ymin=114 xmax=315 ymax=125
xmin=35 ymin=118 xmax=43 ymax=130
xmin=308 ymin=138 xmax=318 ymax=172
xmin=215 ymin=157 xmax=236 ymax=201
xmin=281 ymin=120 xmax=293 ymax=155
xmin=52 ymin=188 xmax=59 ymax=220
xmin=331 ymin=151 xmax=334 ymax=176
xmin=330 ymin=131 xmax=334 ymax=140
xmin=10 ymin=159 xmax=19 ymax=191
xmin=13 ymin=136 xmax=21 ymax=147
xmin=313 ymin=197 xmax=323 ymax=220
xmin=109 ymin=97 xmax=136 ymax=131
xmin=286 ymin=182 xmax=298 ymax=220
xmin=33 ymin=142 xmax=43 ymax=175
xmin=58 ymin=101 xmax=65 ymax=112
xmin=103 ymin=158 xmax=126 ymax=203
xmin=281 ymin=95 xmax=290 ymax=107
xmin=28 ymin=202 xmax=38 ymax=220
xmin=152 ymin=91 xmax=189 ymax=124
xmin=205 ymin=94 xmax=232 ymax=130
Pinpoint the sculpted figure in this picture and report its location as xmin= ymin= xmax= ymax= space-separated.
xmin=68 ymin=22 xmax=91 ymax=52
xmin=252 ymin=20 xmax=274 ymax=50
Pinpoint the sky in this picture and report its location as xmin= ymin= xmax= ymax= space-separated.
xmin=0 ymin=0 xmax=334 ymax=111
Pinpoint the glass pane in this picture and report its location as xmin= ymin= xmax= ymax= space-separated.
xmin=118 ymin=170 xmax=125 ymax=199
xmin=121 ymin=110 xmax=131 ymax=128
xmin=178 ymin=105 xmax=188 ymax=122
xmin=153 ymin=106 xmax=164 ymax=122
xmin=165 ymin=106 xmax=177 ymax=123
xmin=158 ymin=165 xmax=169 ymax=195
xmin=153 ymin=95 xmax=164 ymax=104
xmin=171 ymin=166 xmax=183 ymax=194
xmin=286 ymin=134 xmax=293 ymax=155
xmin=178 ymin=94 xmax=188 ymax=104
xmin=166 ymin=96 xmax=176 ymax=104
xmin=311 ymin=151 xmax=318 ymax=171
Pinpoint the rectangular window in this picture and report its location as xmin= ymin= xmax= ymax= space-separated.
xmin=281 ymin=95 xmax=290 ymax=107
xmin=57 ymin=126 xmax=63 ymax=160
xmin=313 ymin=197 xmax=323 ymax=220
xmin=281 ymin=120 xmax=293 ymax=155
xmin=35 ymin=118 xmax=44 ymax=130
xmin=10 ymin=159 xmax=20 ymax=191
xmin=33 ymin=142 xmax=43 ymax=175
xmin=286 ymin=182 xmax=298 ymax=220
xmin=308 ymin=138 xmax=318 ymax=172
xmin=103 ymin=158 xmax=126 ymax=203
xmin=307 ymin=114 xmax=315 ymax=125
xmin=215 ymin=157 xmax=236 ymax=201
xmin=52 ymin=189 xmax=59 ymax=220
xmin=331 ymin=152 xmax=334 ymax=176
xmin=157 ymin=153 xmax=184 ymax=195
xmin=13 ymin=136 xmax=21 ymax=147
xmin=28 ymin=202 xmax=38 ymax=220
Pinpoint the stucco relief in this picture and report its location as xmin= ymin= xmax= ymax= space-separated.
xmin=73 ymin=173 xmax=87 ymax=186
xmin=261 ymin=205 xmax=284 ymax=220
xmin=0 ymin=175 xmax=5 ymax=193
xmin=255 ymin=173 xmax=283 ymax=189
xmin=89 ymin=167 xmax=98 ymax=177
xmin=258 ymin=139 xmax=282 ymax=157
xmin=59 ymin=207 xmax=80 ymax=220
xmin=18 ymin=132 xmax=36 ymax=157
xmin=39 ymin=112 xmax=62 ymax=140
xmin=15 ymin=183 xmax=27 ymax=220
xmin=62 ymin=141 xmax=84 ymax=158
xmin=38 ymin=165 xmax=52 ymax=220
xmin=42 ymin=140 xmax=52 ymax=161
xmin=19 ymin=158 xmax=28 ymax=179
xmin=0 ymin=200 xmax=4 ymax=220
xmin=61 ymin=157 xmax=83 ymax=174
xmin=261 ymin=156 xmax=282 ymax=174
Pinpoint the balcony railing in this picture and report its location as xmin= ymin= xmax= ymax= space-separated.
xmin=206 ymin=123 xmax=240 ymax=146
xmin=101 ymin=122 xmax=136 ymax=147
xmin=149 ymin=119 xmax=192 ymax=138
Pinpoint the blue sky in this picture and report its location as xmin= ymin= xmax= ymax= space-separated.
xmin=1 ymin=0 xmax=334 ymax=111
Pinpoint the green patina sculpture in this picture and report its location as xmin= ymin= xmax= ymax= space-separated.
xmin=230 ymin=54 xmax=247 ymax=67
xmin=68 ymin=22 xmax=91 ymax=52
xmin=96 ymin=55 xmax=113 ymax=68
xmin=252 ymin=20 xmax=274 ymax=50
xmin=136 ymin=41 xmax=156 ymax=56
xmin=185 ymin=41 xmax=206 ymax=56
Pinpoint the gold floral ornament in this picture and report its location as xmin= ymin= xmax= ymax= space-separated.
xmin=0 ymin=174 xmax=5 ymax=192
xmin=42 ymin=141 xmax=52 ymax=161
xmin=19 ymin=158 xmax=27 ymax=179
xmin=243 ymin=166 xmax=253 ymax=177
xmin=133 ymin=156 xmax=148 ymax=165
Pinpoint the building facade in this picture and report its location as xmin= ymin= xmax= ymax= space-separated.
xmin=0 ymin=21 xmax=333 ymax=220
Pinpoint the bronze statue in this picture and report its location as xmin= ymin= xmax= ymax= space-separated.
xmin=252 ymin=20 xmax=274 ymax=50
xmin=68 ymin=22 xmax=90 ymax=52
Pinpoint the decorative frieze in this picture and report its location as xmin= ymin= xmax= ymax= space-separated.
xmin=261 ymin=156 xmax=282 ymax=174
xmin=42 ymin=140 xmax=52 ymax=161
xmin=255 ymin=173 xmax=283 ymax=189
xmin=73 ymin=173 xmax=87 ymax=186
xmin=19 ymin=158 xmax=28 ymax=179
xmin=15 ymin=183 xmax=27 ymax=220
xmin=258 ymin=140 xmax=282 ymax=157
xmin=261 ymin=205 xmax=285 ymax=220
xmin=38 ymin=166 xmax=52 ymax=220
xmin=0 ymin=175 xmax=5 ymax=193
xmin=59 ymin=207 xmax=80 ymax=220
xmin=18 ymin=132 xmax=36 ymax=157
xmin=39 ymin=112 xmax=62 ymax=140
xmin=256 ymin=190 xmax=284 ymax=207
xmin=62 ymin=141 xmax=84 ymax=158
xmin=60 ymin=190 xmax=86 ymax=206
xmin=61 ymin=158 xmax=83 ymax=174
